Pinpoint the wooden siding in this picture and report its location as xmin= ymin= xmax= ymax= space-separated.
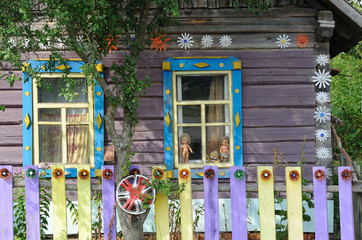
xmin=0 ymin=5 xmax=317 ymax=183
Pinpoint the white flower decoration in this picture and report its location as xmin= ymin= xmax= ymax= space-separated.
xmin=314 ymin=106 xmax=331 ymax=123
xmin=219 ymin=35 xmax=232 ymax=47
xmin=316 ymin=147 xmax=330 ymax=159
xmin=317 ymin=54 xmax=329 ymax=66
xmin=316 ymin=92 xmax=329 ymax=104
xmin=8 ymin=37 xmax=17 ymax=48
xmin=22 ymin=38 xmax=30 ymax=48
xmin=201 ymin=35 xmax=213 ymax=48
xmin=276 ymin=34 xmax=291 ymax=49
xmin=316 ymin=129 xmax=329 ymax=142
xmin=312 ymin=69 xmax=331 ymax=88
xmin=177 ymin=33 xmax=194 ymax=49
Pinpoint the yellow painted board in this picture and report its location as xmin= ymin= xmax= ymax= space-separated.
xmin=257 ymin=166 xmax=276 ymax=240
xmin=285 ymin=167 xmax=303 ymax=240
xmin=153 ymin=166 xmax=170 ymax=240
xmin=77 ymin=165 xmax=92 ymax=240
xmin=178 ymin=167 xmax=193 ymax=240
xmin=51 ymin=165 xmax=67 ymax=239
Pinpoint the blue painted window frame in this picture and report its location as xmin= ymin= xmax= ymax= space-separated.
xmin=163 ymin=57 xmax=243 ymax=178
xmin=22 ymin=60 xmax=104 ymax=177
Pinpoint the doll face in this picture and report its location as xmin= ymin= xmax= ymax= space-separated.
xmin=222 ymin=139 xmax=228 ymax=145
xmin=181 ymin=138 xmax=188 ymax=144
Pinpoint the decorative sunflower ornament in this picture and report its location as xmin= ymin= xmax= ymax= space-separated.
xmin=295 ymin=34 xmax=310 ymax=48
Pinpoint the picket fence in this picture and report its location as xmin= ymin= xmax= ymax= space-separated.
xmin=0 ymin=165 xmax=356 ymax=240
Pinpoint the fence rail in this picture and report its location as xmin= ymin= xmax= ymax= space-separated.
xmin=0 ymin=165 xmax=359 ymax=240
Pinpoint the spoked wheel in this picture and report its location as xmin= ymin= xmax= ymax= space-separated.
xmin=116 ymin=174 xmax=156 ymax=215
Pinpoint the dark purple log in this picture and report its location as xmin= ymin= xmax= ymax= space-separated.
xmin=25 ymin=165 xmax=41 ymax=240
xmin=102 ymin=166 xmax=116 ymax=240
xmin=0 ymin=165 xmax=13 ymax=240
xmin=204 ymin=165 xmax=219 ymax=240
xmin=338 ymin=167 xmax=355 ymax=239
xmin=230 ymin=166 xmax=248 ymax=240
xmin=313 ymin=167 xmax=328 ymax=240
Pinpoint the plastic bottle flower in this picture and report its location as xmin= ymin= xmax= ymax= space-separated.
xmin=177 ymin=33 xmax=194 ymax=49
xmin=106 ymin=35 xmax=118 ymax=53
xmin=317 ymin=54 xmax=329 ymax=66
xmin=276 ymin=34 xmax=291 ymax=49
xmin=314 ymin=106 xmax=331 ymax=123
xmin=219 ymin=35 xmax=232 ymax=47
xmin=316 ymin=147 xmax=329 ymax=159
xmin=312 ymin=69 xmax=331 ymax=88
xmin=295 ymin=34 xmax=310 ymax=48
xmin=316 ymin=129 xmax=329 ymax=142
xmin=201 ymin=35 xmax=213 ymax=47
xmin=150 ymin=31 xmax=171 ymax=52
xmin=316 ymin=91 xmax=328 ymax=104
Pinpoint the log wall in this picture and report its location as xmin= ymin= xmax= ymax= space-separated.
xmin=0 ymin=6 xmax=318 ymax=183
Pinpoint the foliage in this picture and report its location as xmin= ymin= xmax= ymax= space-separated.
xmin=330 ymin=41 xmax=362 ymax=164
xmin=92 ymin=177 xmax=103 ymax=240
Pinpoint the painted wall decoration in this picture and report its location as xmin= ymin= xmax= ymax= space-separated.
xmin=317 ymin=54 xmax=329 ymax=66
xmin=150 ymin=31 xmax=171 ymax=52
xmin=295 ymin=33 xmax=310 ymax=48
xmin=314 ymin=106 xmax=331 ymax=123
xmin=275 ymin=34 xmax=291 ymax=49
xmin=316 ymin=91 xmax=329 ymax=104
xmin=201 ymin=35 xmax=213 ymax=48
xmin=312 ymin=69 xmax=332 ymax=88
xmin=177 ymin=32 xmax=194 ymax=49
xmin=315 ymin=129 xmax=329 ymax=142
xmin=219 ymin=35 xmax=232 ymax=47
xmin=316 ymin=147 xmax=330 ymax=160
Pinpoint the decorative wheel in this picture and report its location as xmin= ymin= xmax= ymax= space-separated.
xmin=341 ymin=169 xmax=352 ymax=181
xmin=289 ymin=170 xmax=300 ymax=181
xmin=314 ymin=169 xmax=325 ymax=181
xmin=116 ymin=174 xmax=156 ymax=215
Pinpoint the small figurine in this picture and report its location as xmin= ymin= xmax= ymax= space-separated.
xmin=220 ymin=136 xmax=229 ymax=162
xmin=179 ymin=133 xmax=194 ymax=163
xmin=208 ymin=151 xmax=220 ymax=163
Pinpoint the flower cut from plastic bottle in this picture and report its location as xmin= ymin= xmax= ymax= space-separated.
xmin=150 ymin=31 xmax=171 ymax=52
xmin=314 ymin=169 xmax=325 ymax=181
xmin=204 ymin=169 xmax=215 ymax=180
xmin=102 ymin=169 xmax=113 ymax=180
xmin=289 ymin=170 xmax=300 ymax=181
xmin=78 ymin=169 xmax=90 ymax=180
xmin=130 ymin=168 xmax=141 ymax=175
xmin=153 ymin=168 xmax=164 ymax=179
xmin=52 ymin=168 xmax=64 ymax=179
xmin=261 ymin=169 xmax=272 ymax=180
xmin=234 ymin=169 xmax=245 ymax=180
xmin=106 ymin=35 xmax=118 ymax=53
xmin=341 ymin=169 xmax=352 ymax=181
xmin=179 ymin=169 xmax=190 ymax=179
xmin=26 ymin=168 xmax=37 ymax=179
xmin=0 ymin=168 xmax=11 ymax=180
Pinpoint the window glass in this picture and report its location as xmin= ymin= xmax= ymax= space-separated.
xmin=178 ymin=126 xmax=202 ymax=164
xmin=177 ymin=105 xmax=201 ymax=123
xmin=206 ymin=126 xmax=230 ymax=163
xmin=38 ymin=78 xmax=88 ymax=103
xmin=39 ymin=108 xmax=61 ymax=122
xmin=206 ymin=104 xmax=229 ymax=123
xmin=39 ymin=125 xmax=62 ymax=163
xmin=67 ymin=125 xmax=90 ymax=164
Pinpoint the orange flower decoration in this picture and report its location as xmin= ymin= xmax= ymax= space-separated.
xmin=106 ymin=35 xmax=118 ymax=53
xmin=150 ymin=31 xmax=171 ymax=52
xmin=289 ymin=170 xmax=300 ymax=181
xmin=295 ymin=34 xmax=310 ymax=48
xmin=179 ymin=169 xmax=190 ymax=179
xmin=52 ymin=168 xmax=63 ymax=179
xmin=261 ymin=169 xmax=272 ymax=180
xmin=78 ymin=169 xmax=90 ymax=180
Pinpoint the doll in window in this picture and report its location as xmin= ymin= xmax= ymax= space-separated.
xmin=220 ymin=136 xmax=229 ymax=162
xmin=179 ymin=133 xmax=194 ymax=163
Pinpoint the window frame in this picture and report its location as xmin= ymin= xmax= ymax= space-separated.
xmin=163 ymin=57 xmax=243 ymax=179
xmin=23 ymin=60 xmax=104 ymax=177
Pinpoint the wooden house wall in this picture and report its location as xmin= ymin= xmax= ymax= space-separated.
xmin=0 ymin=5 xmax=318 ymax=184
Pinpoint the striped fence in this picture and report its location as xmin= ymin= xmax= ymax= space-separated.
xmin=0 ymin=165 xmax=357 ymax=240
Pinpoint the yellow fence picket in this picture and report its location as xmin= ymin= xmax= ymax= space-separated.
xmin=178 ymin=167 xmax=193 ymax=240
xmin=285 ymin=167 xmax=303 ymax=240
xmin=77 ymin=165 xmax=92 ymax=240
xmin=51 ymin=165 xmax=67 ymax=239
xmin=153 ymin=167 xmax=170 ymax=240
xmin=257 ymin=166 xmax=276 ymax=240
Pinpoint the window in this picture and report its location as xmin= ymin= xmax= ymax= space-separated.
xmin=23 ymin=60 xmax=104 ymax=177
xmin=163 ymin=57 xmax=243 ymax=178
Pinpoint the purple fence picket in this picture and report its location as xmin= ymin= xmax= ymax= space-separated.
xmin=102 ymin=165 xmax=116 ymax=240
xmin=230 ymin=166 xmax=248 ymax=240
xmin=313 ymin=167 xmax=328 ymax=240
xmin=0 ymin=165 xmax=13 ymax=240
xmin=338 ymin=166 xmax=355 ymax=239
xmin=203 ymin=166 xmax=219 ymax=240
xmin=25 ymin=165 xmax=41 ymax=240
